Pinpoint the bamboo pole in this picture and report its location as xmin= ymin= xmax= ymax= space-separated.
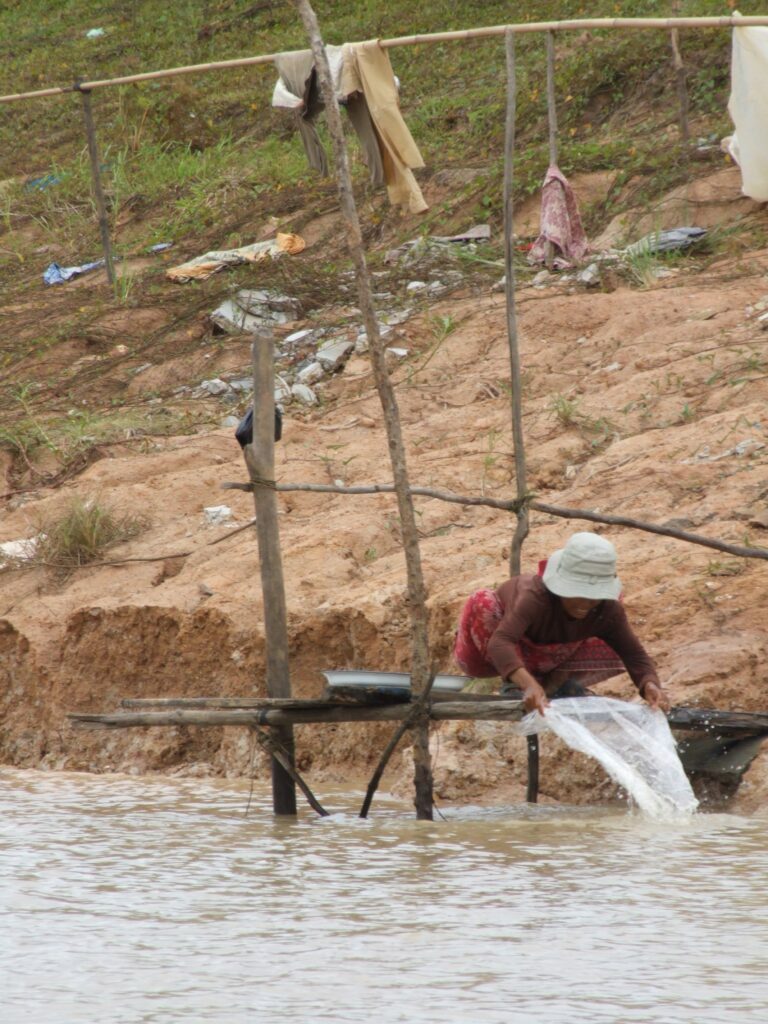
xmin=503 ymin=29 xmax=529 ymax=579
xmin=669 ymin=29 xmax=690 ymax=143
xmin=244 ymin=329 xmax=296 ymax=816
xmin=2 ymin=16 xmax=768 ymax=105
xmin=222 ymin=480 xmax=768 ymax=562
xmin=294 ymin=0 xmax=434 ymax=820
xmin=77 ymin=87 xmax=116 ymax=285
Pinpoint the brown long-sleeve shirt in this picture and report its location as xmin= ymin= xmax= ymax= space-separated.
xmin=486 ymin=575 xmax=660 ymax=692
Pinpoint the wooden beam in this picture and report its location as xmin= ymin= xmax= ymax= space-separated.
xmin=69 ymin=700 xmax=527 ymax=728
xmin=70 ymin=702 xmax=768 ymax=734
xmin=120 ymin=692 xmax=503 ymax=709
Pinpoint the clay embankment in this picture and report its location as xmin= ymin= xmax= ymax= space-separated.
xmin=1 ymin=167 xmax=768 ymax=810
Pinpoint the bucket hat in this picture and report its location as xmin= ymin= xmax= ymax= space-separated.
xmin=542 ymin=532 xmax=622 ymax=600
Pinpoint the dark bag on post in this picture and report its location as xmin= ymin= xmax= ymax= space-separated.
xmin=235 ymin=406 xmax=283 ymax=448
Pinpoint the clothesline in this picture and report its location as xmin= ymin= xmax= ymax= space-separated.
xmin=1 ymin=15 xmax=768 ymax=105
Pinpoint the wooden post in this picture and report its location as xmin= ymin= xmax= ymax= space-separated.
xmin=76 ymin=86 xmax=116 ymax=285
xmin=294 ymin=0 xmax=434 ymax=819
xmin=669 ymin=29 xmax=690 ymax=144
xmin=503 ymin=29 xmax=529 ymax=580
xmin=504 ymin=30 xmax=539 ymax=803
xmin=543 ymin=31 xmax=559 ymax=270
xmin=244 ymin=329 xmax=297 ymax=815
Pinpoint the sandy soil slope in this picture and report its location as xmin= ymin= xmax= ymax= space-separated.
xmin=1 ymin=167 xmax=767 ymax=811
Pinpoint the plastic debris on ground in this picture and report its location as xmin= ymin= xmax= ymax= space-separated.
xmin=682 ymin=437 xmax=765 ymax=463
xmin=25 ymin=174 xmax=62 ymax=192
xmin=166 ymin=233 xmax=305 ymax=282
xmin=384 ymin=225 xmax=490 ymax=265
xmin=85 ymin=28 xmax=105 ymax=38
xmin=0 ymin=537 xmax=39 ymax=567
xmin=210 ymin=289 xmax=302 ymax=334
xmin=624 ymin=227 xmax=707 ymax=256
xmin=43 ymin=259 xmax=106 ymax=285
xmin=513 ymin=696 xmax=698 ymax=818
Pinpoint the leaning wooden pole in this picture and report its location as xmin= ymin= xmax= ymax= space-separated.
xmin=244 ymin=329 xmax=297 ymax=815
xmin=503 ymin=30 xmax=529 ymax=579
xmin=294 ymin=0 xmax=434 ymax=819
xmin=76 ymin=86 xmax=115 ymax=285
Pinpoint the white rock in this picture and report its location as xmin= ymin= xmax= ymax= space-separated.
xmin=406 ymin=280 xmax=427 ymax=292
xmin=297 ymin=361 xmax=324 ymax=384
xmin=199 ymin=378 xmax=229 ymax=396
xmin=576 ymin=264 xmax=600 ymax=287
xmin=386 ymin=347 xmax=409 ymax=359
xmin=203 ymin=505 xmax=233 ymax=525
xmin=317 ymin=340 xmax=354 ymax=371
xmin=291 ymin=383 xmax=318 ymax=405
xmin=220 ymin=415 xmax=240 ymax=428
xmin=283 ymin=328 xmax=314 ymax=346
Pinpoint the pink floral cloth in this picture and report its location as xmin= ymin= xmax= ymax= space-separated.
xmin=529 ymin=165 xmax=589 ymax=268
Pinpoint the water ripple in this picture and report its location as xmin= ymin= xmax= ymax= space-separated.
xmin=0 ymin=770 xmax=766 ymax=1023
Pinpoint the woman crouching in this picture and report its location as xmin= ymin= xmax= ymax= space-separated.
xmin=454 ymin=531 xmax=670 ymax=716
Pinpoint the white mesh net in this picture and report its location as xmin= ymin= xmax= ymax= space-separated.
xmin=513 ymin=696 xmax=699 ymax=818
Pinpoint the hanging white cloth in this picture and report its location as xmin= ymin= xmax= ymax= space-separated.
xmin=727 ymin=17 xmax=768 ymax=201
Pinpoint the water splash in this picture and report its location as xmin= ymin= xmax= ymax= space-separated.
xmin=515 ymin=696 xmax=699 ymax=818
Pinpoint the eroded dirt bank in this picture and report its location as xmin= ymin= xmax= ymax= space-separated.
xmin=2 ymin=168 xmax=768 ymax=811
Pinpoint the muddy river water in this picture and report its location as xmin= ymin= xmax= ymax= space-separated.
xmin=1 ymin=769 xmax=766 ymax=1023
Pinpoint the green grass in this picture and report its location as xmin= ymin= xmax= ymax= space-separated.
xmin=31 ymin=496 xmax=149 ymax=574
xmin=0 ymin=0 xmax=764 ymax=460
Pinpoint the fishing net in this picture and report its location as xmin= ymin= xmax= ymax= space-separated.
xmin=513 ymin=696 xmax=698 ymax=817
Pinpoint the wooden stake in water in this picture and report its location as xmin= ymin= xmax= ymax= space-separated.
xmin=77 ymin=86 xmax=115 ymax=285
xmin=244 ymin=329 xmax=297 ymax=816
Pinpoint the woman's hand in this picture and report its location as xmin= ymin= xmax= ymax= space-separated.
xmin=643 ymin=681 xmax=671 ymax=713
xmin=523 ymin=681 xmax=550 ymax=716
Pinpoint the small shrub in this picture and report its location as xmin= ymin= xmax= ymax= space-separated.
xmin=551 ymin=393 xmax=580 ymax=427
xmin=33 ymin=498 xmax=149 ymax=573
